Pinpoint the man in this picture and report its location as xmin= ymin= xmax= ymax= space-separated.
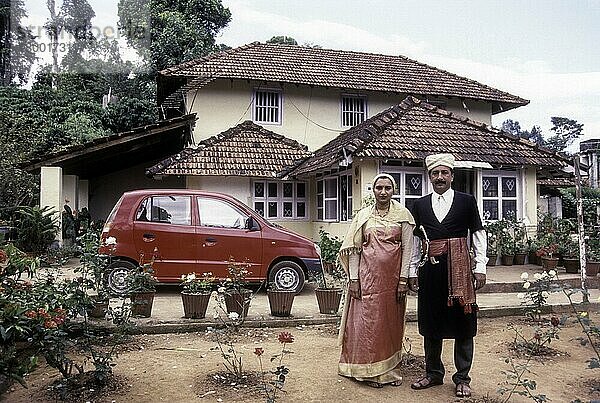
xmin=408 ymin=153 xmax=487 ymax=398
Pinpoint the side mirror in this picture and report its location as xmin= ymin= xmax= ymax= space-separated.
xmin=246 ymin=216 xmax=260 ymax=231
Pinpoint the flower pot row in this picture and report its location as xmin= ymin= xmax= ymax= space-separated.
xmin=124 ymin=287 xmax=345 ymax=320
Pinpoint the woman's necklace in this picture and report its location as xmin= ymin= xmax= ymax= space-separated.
xmin=376 ymin=204 xmax=390 ymax=217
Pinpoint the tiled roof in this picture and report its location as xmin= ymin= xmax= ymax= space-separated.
xmin=291 ymin=96 xmax=568 ymax=176
xmin=147 ymin=121 xmax=312 ymax=178
xmin=160 ymin=42 xmax=528 ymax=114
xmin=21 ymin=115 xmax=196 ymax=172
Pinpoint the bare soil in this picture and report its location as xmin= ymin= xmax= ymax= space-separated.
xmin=2 ymin=315 xmax=599 ymax=403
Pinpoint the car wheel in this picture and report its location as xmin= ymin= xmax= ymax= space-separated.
xmin=105 ymin=260 xmax=136 ymax=296
xmin=269 ymin=261 xmax=305 ymax=293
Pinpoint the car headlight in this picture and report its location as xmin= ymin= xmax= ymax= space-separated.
xmin=314 ymin=243 xmax=321 ymax=256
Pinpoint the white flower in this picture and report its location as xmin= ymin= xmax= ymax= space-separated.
xmin=217 ymin=287 xmax=226 ymax=293
xmin=523 ymin=282 xmax=531 ymax=289
xmin=105 ymin=236 xmax=117 ymax=245
xmin=180 ymin=274 xmax=186 ymax=280
xmin=548 ymin=270 xmax=557 ymax=278
xmin=541 ymin=291 xmax=550 ymax=298
xmin=517 ymin=293 xmax=525 ymax=299
xmin=520 ymin=272 xmax=529 ymax=280
xmin=186 ymin=273 xmax=196 ymax=281
xmin=228 ymin=312 xmax=239 ymax=320
xmin=534 ymin=273 xmax=542 ymax=280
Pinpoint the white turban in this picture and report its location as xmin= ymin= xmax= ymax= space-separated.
xmin=425 ymin=153 xmax=455 ymax=171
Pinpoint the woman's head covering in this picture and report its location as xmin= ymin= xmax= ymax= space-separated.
xmin=372 ymin=173 xmax=397 ymax=190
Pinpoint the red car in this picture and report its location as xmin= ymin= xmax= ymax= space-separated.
xmin=99 ymin=189 xmax=322 ymax=294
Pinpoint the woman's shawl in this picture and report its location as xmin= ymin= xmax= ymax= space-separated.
xmin=338 ymin=199 xmax=415 ymax=277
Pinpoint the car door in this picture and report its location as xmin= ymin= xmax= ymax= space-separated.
xmin=195 ymin=196 xmax=263 ymax=281
xmin=133 ymin=195 xmax=196 ymax=281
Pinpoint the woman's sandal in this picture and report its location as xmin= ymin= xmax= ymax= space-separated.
xmin=410 ymin=376 xmax=443 ymax=390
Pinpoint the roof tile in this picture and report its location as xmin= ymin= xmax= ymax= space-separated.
xmin=160 ymin=42 xmax=528 ymax=112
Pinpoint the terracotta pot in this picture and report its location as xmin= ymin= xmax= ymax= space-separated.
xmin=315 ymin=287 xmax=343 ymax=314
xmin=513 ymin=253 xmax=527 ymax=265
xmin=501 ymin=255 xmax=514 ymax=266
xmin=267 ymin=290 xmax=295 ymax=317
xmin=486 ymin=255 xmax=498 ymax=267
xmin=87 ymin=298 xmax=109 ymax=319
xmin=562 ymin=258 xmax=580 ymax=274
xmin=528 ymin=252 xmax=540 ymax=265
xmin=181 ymin=292 xmax=211 ymax=319
xmin=586 ymin=261 xmax=600 ymax=277
xmin=541 ymin=257 xmax=559 ymax=270
xmin=130 ymin=292 xmax=155 ymax=317
xmin=224 ymin=289 xmax=252 ymax=318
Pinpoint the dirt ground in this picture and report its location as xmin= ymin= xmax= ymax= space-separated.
xmin=3 ymin=314 xmax=600 ymax=403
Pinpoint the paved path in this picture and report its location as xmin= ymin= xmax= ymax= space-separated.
xmin=80 ymin=263 xmax=599 ymax=333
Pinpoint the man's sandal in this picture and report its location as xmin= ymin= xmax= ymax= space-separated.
xmin=365 ymin=381 xmax=383 ymax=388
xmin=410 ymin=376 xmax=443 ymax=390
xmin=390 ymin=380 xmax=402 ymax=387
xmin=455 ymin=383 xmax=472 ymax=398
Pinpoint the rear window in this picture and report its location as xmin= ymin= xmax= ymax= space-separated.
xmin=135 ymin=196 xmax=192 ymax=225
xmin=106 ymin=196 xmax=123 ymax=222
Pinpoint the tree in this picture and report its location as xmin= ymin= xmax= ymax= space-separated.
xmin=44 ymin=0 xmax=96 ymax=82
xmin=501 ymin=119 xmax=545 ymax=147
xmin=545 ymin=117 xmax=584 ymax=154
xmin=118 ymin=0 xmax=231 ymax=73
xmin=0 ymin=0 xmax=37 ymax=85
xmin=267 ymin=35 xmax=298 ymax=45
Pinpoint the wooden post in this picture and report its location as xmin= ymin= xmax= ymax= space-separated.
xmin=574 ymin=155 xmax=589 ymax=303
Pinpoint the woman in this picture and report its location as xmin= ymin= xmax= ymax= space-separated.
xmin=338 ymin=173 xmax=415 ymax=388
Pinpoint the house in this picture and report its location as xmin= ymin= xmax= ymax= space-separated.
xmin=151 ymin=42 xmax=568 ymax=239
xmin=30 ymin=42 xmax=569 ymax=242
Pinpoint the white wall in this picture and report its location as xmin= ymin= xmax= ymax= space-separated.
xmin=40 ymin=167 xmax=63 ymax=242
xmin=186 ymin=176 xmax=252 ymax=206
xmin=187 ymin=80 xmax=493 ymax=150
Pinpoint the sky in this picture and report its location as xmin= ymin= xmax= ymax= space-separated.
xmin=21 ymin=0 xmax=600 ymax=148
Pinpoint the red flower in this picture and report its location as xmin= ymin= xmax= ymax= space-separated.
xmin=25 ymin=310 xmax=37 ymax=318
xmin=277 ymin=331 xmax=294 ymax=344
xmin=53 ymin=315 xmax=65 ymax=325
xmin=551 ymin=316 xmax=560 ymax=327
xmin=254 ymin=347 xmax=264 ymax=357
xmin=0 ymin=249 xmax=7 ymax=263
xmin=53 ymin=308 xmax=66 ymax=316
xmin=44 ymin=320 xmax=58 ymax=329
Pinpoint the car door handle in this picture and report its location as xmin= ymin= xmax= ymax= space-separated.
xmin=203 ymin=237 xmax=217 ymax=247
xmin=143 ymin=233 xmax=156 ymax=242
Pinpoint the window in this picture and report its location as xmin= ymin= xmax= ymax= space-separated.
xmin=253 ymin=181 xmax=307 ymax=220
xmin=339 ymin=174 xmax=353 ymax=221
xmin=135 ymin=196 xmax=191 ymax=225
xmin=253 ymin=89 xmax=282 ymax=124
xmin=316 ymin=172 xmax=352 ymax=222
xmin=341 ymin=95 xmax=367 ymax=127
xmin=197 ymin=197 xmax=246 ymax=228
xmin=482 ymin=173 xmax=519 ymax=220
xmin=387 ymin=171 xmax=426 ymax=211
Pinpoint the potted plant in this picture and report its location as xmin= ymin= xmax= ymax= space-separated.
xmin=318 ymin=230 xmax=342 ymax=273
xmin=314 ymin=230 xmax=346 ymax=314
xmin=498 ymin=218 xmax=515 ymax=266
xmin=127 ymin=261 xmax=158 ymax=317
xmin=513 ymin=221 xmax=528 ymax=265
xmin=560 ymin=237 xmax=580 ymax=274
xmin=484 ymin=221 xmax=501 ymax=267
xmin=586 ymin=237 xmax=600 ymax=277
xmin=78 ymin=232 xmax=113 ymax=318
xmin=220 ymin=257 xmax=253 ymax=319
xmin=527 ymin=237 xmax=540 ymax=266
xmin=266 ymin=282 xmax=296 ymax=317
xmin=536 ymin=242 xmax=559 ymax=271
xmin=180 ymin=272 xmax=215 ymax=319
